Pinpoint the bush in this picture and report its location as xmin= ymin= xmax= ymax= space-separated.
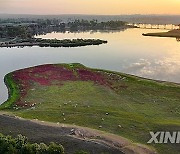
xmin=75 ymin=150 xmax=89 ymax=154
xmin=0 ymin=133 xmax=64 ymax=154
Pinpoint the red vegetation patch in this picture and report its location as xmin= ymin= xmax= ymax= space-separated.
xmin=77 ymin=69 xmax=111 ymax=87
xmin=12 ymin=64 xmax=126 ymax=108
xmin=13 ymin=65 xmax=76 ymax=86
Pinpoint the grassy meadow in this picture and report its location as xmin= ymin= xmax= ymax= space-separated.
xmin=0 ymin=63 xmax=180 ymax=154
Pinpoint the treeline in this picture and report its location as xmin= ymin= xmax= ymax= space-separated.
xmin=0 ymin=18 xmax=61 ymax=26
xmin=0 ymin=18 xmax=127 ymax=28
xmin=0 ymin=19 xmax=129 ymax=39
xmin=67 ymin=19 xmax=127 ymax=30
xmin=33 ymin=20 xmax=128 ymax=33
xmin=0 ymin=133 xmax=64 ymax=154
xmin=0 ymin=26 xmax=32 ymax=39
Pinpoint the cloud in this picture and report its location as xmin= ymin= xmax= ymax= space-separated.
xmin=123 ymin=59 xmax=151 ymax=74
xmin=123 ymin=55 xmax=180 ymax=83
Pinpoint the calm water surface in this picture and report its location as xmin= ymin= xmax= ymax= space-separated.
xmin=0 ymin=28 xmax=180 ymax=104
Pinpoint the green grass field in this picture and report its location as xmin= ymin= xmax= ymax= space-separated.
xmin=1 ymin=63 xmax=180 ymax=154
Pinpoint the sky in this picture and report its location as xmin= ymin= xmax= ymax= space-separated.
xmin=0 ymin=0 xmax=180 ymax=15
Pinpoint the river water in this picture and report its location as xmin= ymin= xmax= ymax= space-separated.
xmin=0 ymin=28 xmax=180 ymax=104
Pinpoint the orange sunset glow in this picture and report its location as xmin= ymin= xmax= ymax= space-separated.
xmin=1 ymin=0 xmax=180 ymax=15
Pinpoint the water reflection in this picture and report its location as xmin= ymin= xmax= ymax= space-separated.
xmin=0 ymin=28 xmax=180 ymax=104
xmin=36 ymin=28 xmax=180 ymax=83
xmin=32 ymin=24 xmax=127 ymax=36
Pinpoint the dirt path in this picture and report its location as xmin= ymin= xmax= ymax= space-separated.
xmin=0 ymin=112 xmax=157 ymax=154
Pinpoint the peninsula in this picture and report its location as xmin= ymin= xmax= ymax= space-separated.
xmin=142 ymin=29 xmax=180 ymax=38
xmin=1 ymin=63 xmax=180 ymax=154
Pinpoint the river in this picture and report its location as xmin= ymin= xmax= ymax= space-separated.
xmin=0 ymin=28 xmax=180 ymax=104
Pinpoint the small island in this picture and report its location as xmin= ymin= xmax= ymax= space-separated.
xmin=0 ymin=38 xmax=108 ymax=48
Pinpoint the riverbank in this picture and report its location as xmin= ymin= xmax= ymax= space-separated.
xmin=1 ymin=63 xmax=180 ymax=154
xmin=142 ymin=29 xmax=180 ymax=38
xmin=0 ymin=38 xmax=107 ymax=48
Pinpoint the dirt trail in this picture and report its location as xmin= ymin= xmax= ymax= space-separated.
xmin=0 ymin=112 xmax=157 ymax=154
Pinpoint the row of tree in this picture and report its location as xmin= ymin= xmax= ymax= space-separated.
xmin=67 ymin=19 xmax=127 ymax=30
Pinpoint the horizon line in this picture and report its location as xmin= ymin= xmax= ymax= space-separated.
xmin=1 ymin=13 xmax=180 ymax=16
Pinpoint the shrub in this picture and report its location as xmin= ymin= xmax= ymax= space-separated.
xmin=0 ymin=133 xmax=64 ymax=154
xmin=75 ymin=150 xmax=89 ymax=154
